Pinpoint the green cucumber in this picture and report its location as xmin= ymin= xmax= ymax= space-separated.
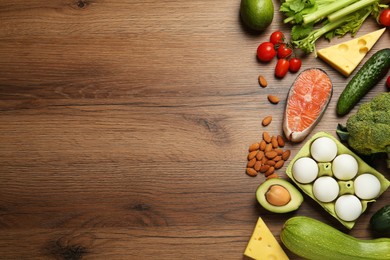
xmin=281 ymin=216 xmax=390 ymax=260
xmin=337 ymin=48 xmax=390 ymax=116
xmin=370 ymin=205 xmax=390 ymax=235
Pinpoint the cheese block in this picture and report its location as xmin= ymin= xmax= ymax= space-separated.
xmin=244 ymin=217 xmax=289 ymax=260
xmin=317 ymin=28 xmax=386 ymax=77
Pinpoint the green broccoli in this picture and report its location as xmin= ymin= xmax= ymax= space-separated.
xmin=336 ymin=92 xmax=390 ymax=168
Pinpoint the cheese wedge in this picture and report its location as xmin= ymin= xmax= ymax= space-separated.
xmin=244 ymin=217 xmax=289 ymax=260
xmin=317 ymin=28 xmax=386 ymax=77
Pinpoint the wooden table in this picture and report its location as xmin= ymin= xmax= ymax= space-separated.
xmin=1 ymin=1 xmax=389 ymax=259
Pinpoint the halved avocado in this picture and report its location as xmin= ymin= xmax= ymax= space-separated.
xmin=256 ymin=178 xmax=303 ymax=213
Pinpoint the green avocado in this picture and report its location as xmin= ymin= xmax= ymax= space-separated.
xmin=240 ymin=0 xmax=274 ymax=32
xmin=256 ymin=178 xmax=303 ymax=213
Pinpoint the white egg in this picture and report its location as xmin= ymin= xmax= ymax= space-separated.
xmin=354 ymin=174 xmax=381 ymax=200
xmin=292 ymin=157 xmax=318 ymax=184
xmin=332 ymin=154 xmax=358 ymax=180
xmin=335 ymin=195 xmax=362 ymax=221
xmin=313 ymin=176 xmax=339 ymax=202
xmin=310 ymin=137 xmax=338 ymax=162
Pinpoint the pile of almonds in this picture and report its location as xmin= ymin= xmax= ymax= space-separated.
xmin=246 ymin=131 xmax=290 ymax=179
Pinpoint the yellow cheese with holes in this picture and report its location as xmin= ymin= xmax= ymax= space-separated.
xmin=244 ymin=217 xmax=289 ymax=260
xmin=317 ymin=28 xmax=386 ymax=77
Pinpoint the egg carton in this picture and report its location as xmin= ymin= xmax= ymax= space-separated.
xmin=286 ymin=131 xmax=390 ymax=229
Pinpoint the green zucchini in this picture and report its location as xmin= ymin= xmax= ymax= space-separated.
xmin=280 ymin=216 xmax=390 ymax=260
xmin=370 ymin=205 xmax=390 ymax=235
xmin=337 ymin=48 xmax=390 ymax=116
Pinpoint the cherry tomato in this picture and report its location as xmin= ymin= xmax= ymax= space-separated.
xmin=257 ymin=42 xmax=276 ymax=62
xmin=275 ymin=59 xmax=290 ymax=78
xmin=386 ymin=75 xmax=390 ymax=90
xmin=277 ymin=44 xmax=293 ymax=59
xmin=270 ymin=31 xmax=284 ymax=45
xmin=289 ymin=58 xmax=302 ymax=73
xmin=379 ymin=9 xmax=390 ymax=27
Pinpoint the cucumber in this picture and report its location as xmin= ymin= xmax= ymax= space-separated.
xmin=370 ymin=205 xmax=390 ymax=235
xmin=281 ymin=216 xmax=390 ymax=260
xmin=337 ymin=48 xmax=390 ymax=116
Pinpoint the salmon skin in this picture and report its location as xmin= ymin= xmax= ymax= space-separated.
xmin=283 ymin=68 xmax=333 ymax=142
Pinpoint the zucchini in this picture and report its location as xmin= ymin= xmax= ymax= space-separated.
xmin=370 ymin=205 xmax=390 ymax=235
xmin=280 ymin=216 xmax=390 ymax=260
xmin=337 ymin=48 xmax=390 ymax=116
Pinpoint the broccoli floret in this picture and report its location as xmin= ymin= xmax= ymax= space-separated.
xmin=337 ymin=93 xmax=390 ymax=168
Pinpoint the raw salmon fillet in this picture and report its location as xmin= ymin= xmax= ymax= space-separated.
xmin=283 ymin=68 xmax=333 ymax=142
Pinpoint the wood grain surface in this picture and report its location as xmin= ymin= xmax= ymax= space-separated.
xmin=0 ymin=0 xmax=389 ymax=259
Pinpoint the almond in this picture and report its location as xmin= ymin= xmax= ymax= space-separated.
xmin=256 ymin=150 xmax=264 ymax=161
xmin=265 ymin=166 xmax=275 ymax=176
xmin=265 ymin=160 xmax=276 ymax=166
xmin=274 ymin=160 xmax=284 ymax=169
xmin=282 ymin=150 xmax=291 ymax=161
xmin=259 ymin=140 xmax=266 ymax=151
xmin=260 ymin=164 xmax=270 ymax=173
xmin=266 ymin=173 xmax=279 ymax=180
xmin=277 ymin=135 xmax=285 ymax=147
xmin=248 ymin=151 xmax=258 ymax=160
xmin=265 ymin=143 xmax=273 ymax=152
xmin=268 ymin=95 xmax=280 ymax=104
xmin=254 ymin=161 xmax=262 ymax=171
xmin=246 ymin=167 xmax=258 ymax=177
xmin=262 ymin=116 xmax=272 ymax=126
xmin=258 ymin=75 xmax=268 ymax=88
xmin=275 ymin=148 xmax=283 ymax=155
xmin=247 ymin=158 xmax=256 ymax=168
xmin=261 ymin=156 xmax=267 ymax=165
xmin=249 ymin=142 xmax=260 ymax=152
xmin=265 ymin=150 xmax=278 ymax=159
xmin=271 ymin=136 xmax=278 ymax=148
xmin=263 ymin=131 xmax=271 ymax=143
xmin=273 ymin=155 xmax=282 ymax=162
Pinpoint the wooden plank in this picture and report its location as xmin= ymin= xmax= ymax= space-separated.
xmin=0 ymin=0 xmax=389 ymax=259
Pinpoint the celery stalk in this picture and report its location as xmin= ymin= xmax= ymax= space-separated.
xmin=292 ymin=18 xmax=347 ymax=53
xmin=327 ymin=0 xmax=377 ymax=22
xmin=303 ymin=0 xmax=359 ymax=25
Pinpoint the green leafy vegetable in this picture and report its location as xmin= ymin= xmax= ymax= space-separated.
xmin=280 ymin=0 xmax=319 ymax=24
xmin=280 ymin=0 xmax=389 ymax=53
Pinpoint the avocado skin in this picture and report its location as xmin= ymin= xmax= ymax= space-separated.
xmin=256 ymin=178 xmax=303 ymax=213
xmin=240 ymin=0 xmax=274 ymax=31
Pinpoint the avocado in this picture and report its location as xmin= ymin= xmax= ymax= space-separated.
xmin=256 ymin=178 xmax=303 ymax=213
xmin=240 ymin=0 xmax=274 ymax=32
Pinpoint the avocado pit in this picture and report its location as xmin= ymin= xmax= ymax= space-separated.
xmin=256 ymin=178 xmax=303 ymax=213
xmin=265 ymin=185 xmax=291 ymax=206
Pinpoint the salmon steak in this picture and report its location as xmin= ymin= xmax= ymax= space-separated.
xmin=283 ymin=68 xmax=333 ymax=142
